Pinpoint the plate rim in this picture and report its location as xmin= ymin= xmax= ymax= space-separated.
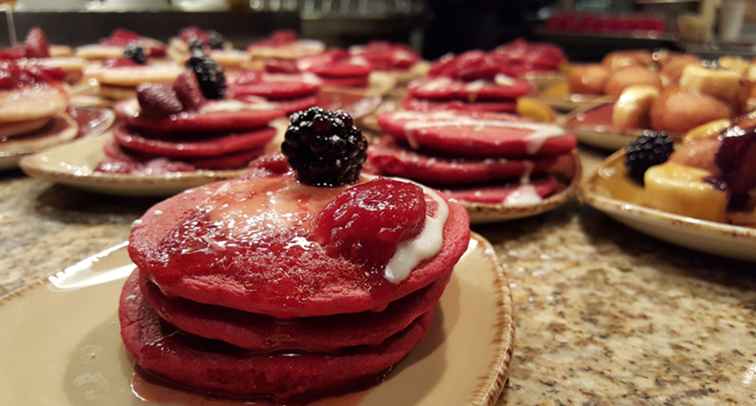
xmin=0 ymin=233 xmax=515 ymax=405
xmin=578 ymin=149 xmax=756 ymax=240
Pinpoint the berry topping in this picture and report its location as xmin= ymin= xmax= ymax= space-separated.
xmin=246 ymin=153 xmax=291 ymax=178
xmin=172 ymin=71 xmax=205 ymax=110
xmin=137 ymin=84 xmax=183 ymax=118
xmin=625 ymin=130 xmax=674 ymax=183
xmin=282 ymin=107 xmax=367 ymax=187
xmin=101 ymin=29 xmax=141 ymax=46
xmin=715 ymin=116 xmax=756 ymax=205
xmin=313 ymin=178 xmax=427 ymax=267
xmin=186 ymin=54 xmax=226 ymax=99
xmin=24 ymin=27 xmax=49 ymax=58
xmin=207 ymin=30 xmax=224 ymax=50
xmin=0 ymin=61 xmax=65 ymax=89
xmin=123 ymin=44 xmax=147 ymax=65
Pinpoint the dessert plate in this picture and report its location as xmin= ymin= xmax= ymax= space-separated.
xmin=0 ymin=106 xmax=115 ymax=170
xmin=579 ymin=151 xmax=756 ymax=262
xmin=563 ymin=102 xmax=643 ymax=151
xmin=20 ymin=134 xmax=252 ymax=197
xmin=0 ymin=233 xmax=513 ymax=406
xmin=537 ymin=92 xmax=610 ymax=113
xmin=463 ymin=151 xmax=582 ymax=224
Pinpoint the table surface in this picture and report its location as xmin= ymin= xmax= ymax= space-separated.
xmin=1 ymin=148 xmax=755 ymax=405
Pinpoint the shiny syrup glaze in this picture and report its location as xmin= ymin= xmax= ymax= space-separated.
xmin=144 ymin=174 xmax=440 ymax=309
xmin=566 ymin=103 xmax=615 ymax=129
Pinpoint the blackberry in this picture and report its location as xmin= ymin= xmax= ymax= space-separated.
xmin=625 ymin=130 xmax=674 ymax=184
xmin=207 ymin=31 xmax=224 ymax=50
xmin=282 ymin=107 xmax=367 ymax=187
xmin=188 ymin=39 xmax=206 ymax=57
xmin=123 ymin=44 xmax=146 ymax=64
xmin=186 ymin=55 xmax=226 ymax=99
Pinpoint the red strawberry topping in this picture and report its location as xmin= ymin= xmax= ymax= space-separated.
xmin=313 ymin=178 xmax=426 ymax=268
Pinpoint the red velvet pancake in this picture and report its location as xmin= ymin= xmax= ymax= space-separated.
xmin=119 ymin=272 xmax=433 ymax=401
xmin=129 ymin=174 xmax=469 ymax=318
xmin=104 ymin=139 xmax=265 ymax=171
xmin=368 ymin=139 xmax=563 ymax=185
xmin=116 ymin=101 xmax=284 ymax=134
xmin=230 ymin=81 xmax=319 ymax=100
xmin=402 ymin=97 xmax=517 ymax=113
xmin=114 ymin=125 xmax=275 ymax=158
xmin=321 ymin=76 xmax=370 ymax=88
xmin=140 ymin=268 xmax=448 ymax=352
xmin=441 ymin=176 xmax=561 ymax=204
xmin=408 ymin=77 xmax=530 ymax=101
xmin=272 ymin=95 xmax=319 ymax=114
xmin=378 ymin=110 xmax=577 ymax=158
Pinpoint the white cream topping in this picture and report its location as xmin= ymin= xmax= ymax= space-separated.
xmin=494 ymin=73 xmax=515 ymax=86
xmin=504 ymin=184 xmax=542 ymax=207
xmin=383 ymin=181 xmax=449 ymax=284
xmin=199 ymin=99 xmax=276 ymax=113
xmin=390 ymin=110 xmax=564 ymax=154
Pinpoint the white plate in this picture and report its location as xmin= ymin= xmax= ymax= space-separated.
xmin=579 ymin=151 xmax=756 ymax=262
xmin=0 ymin=234 xmax=513 ymax=406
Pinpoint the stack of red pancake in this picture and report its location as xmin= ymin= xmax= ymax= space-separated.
xmin=403 ymin=50 xmax=532 ymax=113
xmin=98 ymin=71 xmax=284 ymax=174
xmin=368 ymin=109 xmax=578 ymax=204
xmin=264 ymin=49 xmax=374 ymax=89
xmin=491 ymin=38 xmax=566 ymax=78
xmin=228 ymin=70 xmax=322 ymax=114
xmin=120 ymin=157 xmax=470 ymax=401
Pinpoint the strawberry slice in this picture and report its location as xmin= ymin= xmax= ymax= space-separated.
xmin=24 ymin=27 xmax=49 ymax=58
xmin=313 ymin=178 xmax=427 ymax=268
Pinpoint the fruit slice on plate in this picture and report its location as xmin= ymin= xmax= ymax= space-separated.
xmin=379 ymin=110 xmax=577 ymax=158
xmin=579 ymin=150 xmax=756 ymax=262
xmin=19 ymin=133 xmax=261 ymax=196
xmin=0 ymin=232 xmax=512 ymax=405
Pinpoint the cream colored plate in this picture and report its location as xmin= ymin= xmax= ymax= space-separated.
xmin=465 ymin=151 xmax=582 ymax=224
xmin=20 ymin=134 xmax=249 ymax=197
xmin=562 ymin=102 xmax=644 ymax=151
xmin=0 ymin=234 xmax=513 ymax=406
xmin=579 ymin=151 xmax=756 ymax=262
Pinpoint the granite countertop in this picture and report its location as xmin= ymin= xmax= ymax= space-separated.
xmin=1 ymin=150 xmax=755 ymax=405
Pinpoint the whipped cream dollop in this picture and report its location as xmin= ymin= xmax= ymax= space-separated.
xmin=383 ymin=181 xmax=449 ymax=284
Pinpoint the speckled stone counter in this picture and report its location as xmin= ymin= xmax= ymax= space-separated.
xmin=1 ymin=149 xmax=755 ymax=405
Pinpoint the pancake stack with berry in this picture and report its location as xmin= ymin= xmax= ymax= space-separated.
xmin=228 ymin=69 xmax=322 ymax=114
xmin=367 ymin=109 xmax=577 ymax=210
xmin=98 ymin=53 xmax=283 ymax=174
xmin=119 ymin=107 xmax=470 ymax=401
xmin=86 ymin=44 xmax=183 ymax=102
xmin=0 ymin=27 xmax=85 ymax=84
xmin=403 ymin=50 xmax=532 ymax=114
xmin=247 ymin=30 xmax=325 ymax=62
xmin=349 ymin=41 xmax=425 ymax=83
xmin=0 ymin=60 xmax=78 ymax=165
xmin=75 ymin=29 xmax=166 ymax=61
xmin=168 ymin=26 xmax=249 ymax=70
